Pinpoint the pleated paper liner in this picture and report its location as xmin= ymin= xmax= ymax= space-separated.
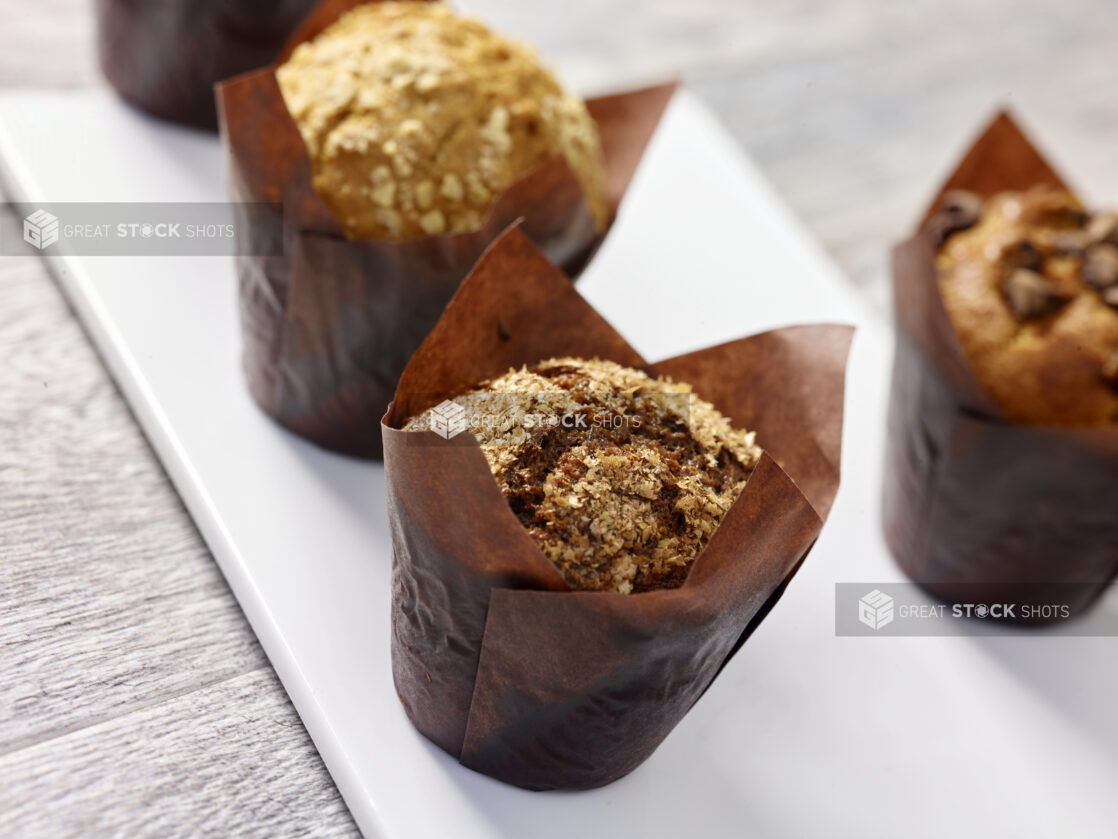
xmin=884 ymin=111 xmax=1118 ymax=622
xmin=381 ymin=227 xmax=853 ymax=790
xmin=217 ymin=0 xmax=676 ymax=458
xmin=95 ymin=0 xmax=318 ymax=131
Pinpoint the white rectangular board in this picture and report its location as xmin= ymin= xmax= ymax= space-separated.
xmin=1 ymin=88 xmax=1116 ymax=839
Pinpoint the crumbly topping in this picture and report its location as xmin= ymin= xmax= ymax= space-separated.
xmin=932 ymin=187 xmax=1118 ymax=424
xmin=405 ymin=358 xmax=762 ymax=593
xmin=277 ymin=2 xmax=608 ymax=240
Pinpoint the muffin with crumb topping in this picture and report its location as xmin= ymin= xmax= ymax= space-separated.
xmin=405 ymin=357 xmax=762 ymax=593
xmin=277 ymin=1 xmax=608 ymax=240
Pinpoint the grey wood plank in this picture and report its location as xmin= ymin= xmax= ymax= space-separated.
xmin=0 ymin=668 xmax=359 ymax=839
xmin=688 ymin=0 xmax=1118 ymax=312
xmin=0 ymin=235 xmax=269 ymax=753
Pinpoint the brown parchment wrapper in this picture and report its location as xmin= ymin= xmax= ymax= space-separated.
xmin=95 ymin=0 xmax=318 ymax=131
xmin=381 ymin=227 xmax=854 ymax=790
xmin=884 ymin=111 xmax=1118 ymax=619
xmin=216 ymin=0 xmax=676 ymax=459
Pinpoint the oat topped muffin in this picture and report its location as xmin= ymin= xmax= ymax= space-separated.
xmin=931 ymin=186 xmax=1118 ymax=425
xmin=405 ymin=357 xmax=762 ymax=593
xmin=276 ymin=1 xmax=608 ymax=240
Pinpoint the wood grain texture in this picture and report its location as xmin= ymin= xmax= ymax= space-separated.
xmin=1 ymin=0 xmax=1116 ymax=836
xmin=0 ymin=261 xmax=263 ymax=752
xmin=0 ymin=244 xmax=361 ymax=837
xmin=688 ymin=0 xmax=1118 ymax=313
xmin=0 ymin=670 xmax=355 ymax=839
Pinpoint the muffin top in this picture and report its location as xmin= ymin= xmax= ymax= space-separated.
xmin=277 ymin=2 xmax=608 ymax=240
xmin=931 ymin=187 xmax=1118 ymax=426
xmin=404 ymin=358 xmax=762 ymax=594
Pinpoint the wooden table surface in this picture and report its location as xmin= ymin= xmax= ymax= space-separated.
xmin=2 ymin=1 xmax=1117 ymax=836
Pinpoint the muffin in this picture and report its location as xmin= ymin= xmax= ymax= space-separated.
xmin=383 ymin=227 xmax=852 ymax=789
xmin=883 ymin=111 xmax=1118 ymax=623
xmin=96 ymin=0 xmax=318 ymax=130
xmin=404 ymin=357 xmax=762 ymax=593
xmin=276 ymin=1 xmax=608 ymax=240
xmin=217 ymin=0 xmax=673 ymax=460
xmin=930 ymin=186 xmax=1118 ymax=425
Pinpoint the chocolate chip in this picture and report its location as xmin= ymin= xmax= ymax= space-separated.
xmin=1083 ymin=243 xmax=1118 ymax=290
xmin=1003 ymin=240 xmax=1044 ymax=270
xmin=1103 ymin=351 xmax=1118 ymax=389
xmin=1087 ymin=212 xmax=1118 ymax=246
xmin=1003 ymin=269 xmax=1065 ymax=319
xmin=1040 ymin=206 xmax=1090 ymax=228
xmin=929 ymin=190 xmax=983 ymax=243
xmin=1104 ymin=286 xmax=1118 ymax=309
xmin=1066 ymin=208 xmax=1090 ymax=226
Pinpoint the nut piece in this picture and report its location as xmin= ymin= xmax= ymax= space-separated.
xmin=418 ymin=209 xmax=446 ymax=235
xmin=1003 ymin=269 xmax=1064 ymax=319
xmin=1083 ymin=243 xmax=1118 ymax=291
xmin=440 ymin=173 xmax=464 ymax=202
xmin=1087 ymin=212 xmax=1118 ymax=246
xmin=929 ymin=190 xmax=983 ymax=243
xmin=1051 ymin=229 xmax=1092 ymax=254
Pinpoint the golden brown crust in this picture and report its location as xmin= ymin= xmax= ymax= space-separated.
xmin=404 ymin=358 xmax=762 ymax=593
xmin=277 ymin=2 xmax=607 ymax=240
xmin=935 ymin=187 xmax=1118 ymax=426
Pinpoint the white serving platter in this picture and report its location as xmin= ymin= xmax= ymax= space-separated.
xmin=1 ymin=87 xmax=1116 ymax=839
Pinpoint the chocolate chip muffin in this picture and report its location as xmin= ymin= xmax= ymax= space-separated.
xmin=276 ymin=1 xmax=608 ymax=240
xmin=404 ymin=358 xmax=762 ymax=593
xmin=930 ymin=187 xmax=1118 ymax=425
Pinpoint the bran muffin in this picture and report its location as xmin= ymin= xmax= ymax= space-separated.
xmin=277 ymin=1 xmax=608 ymax=240
xmin=931 ymin=187 xmax=1118 ymax=425
xmin=405 ymin=358 xmax=762 ymax=593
